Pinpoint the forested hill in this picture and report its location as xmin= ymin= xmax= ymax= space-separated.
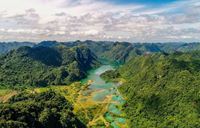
xmin=117 ymin=51 xmax=200 ymax=128
xmin=36 ymin=41 xmax=163 ymax=63
xmin=0 ymin=45 xmax=99 ymax=87
xmin=0 ymin=42 xmax=34 ymax=54
xmin=1 ymin=41 xmax=200 ymax=63
xmin=0 ymin=91 xmax=86 ymax=128
xmin=36 ymin=40 xmax=200 ymax=63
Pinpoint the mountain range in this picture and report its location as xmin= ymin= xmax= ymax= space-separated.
xmin=1 ymin=41 xmax=200 ymax=128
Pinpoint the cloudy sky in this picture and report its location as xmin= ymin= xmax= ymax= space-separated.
xmin=0 ymin=0 xmax=200 ymax=42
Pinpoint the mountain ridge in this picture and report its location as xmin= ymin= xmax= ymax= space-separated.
xmin=0 ymin=45 xmax=99 ymax=87
xmin=116 ymin=51 xmax=200 ymax=127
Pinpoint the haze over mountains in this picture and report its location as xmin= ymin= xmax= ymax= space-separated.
xmin=1 ymin=40 xmax=200 ymax=58
xmin=0 ymin=42 xmax=34 ymax=54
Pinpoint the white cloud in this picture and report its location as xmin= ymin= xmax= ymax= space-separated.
xmin=0 ymin=0 xmax=199 ymax=42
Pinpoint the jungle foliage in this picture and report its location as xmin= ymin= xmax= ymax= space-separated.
xmin=0 ymin=45 xmax=99 ymax=87
xmin=0 ymin=90 xmax=86 ymax=128
xmin=117 ymin=51 xmax=200 ymax=128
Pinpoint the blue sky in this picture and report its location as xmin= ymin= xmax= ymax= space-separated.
xmin=0 ymin=0 xmax=199 ymax=42
xmin=111 ymin=0 xmax=178 ymax=5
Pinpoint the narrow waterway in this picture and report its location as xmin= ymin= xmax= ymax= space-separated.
xmin=81 ymin=65 xmax=127 ymax=128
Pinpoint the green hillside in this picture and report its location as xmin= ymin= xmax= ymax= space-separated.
xmin=157 ymin=42 xmax=200 ymax=53
xmin=0 ymin=90 xmax=86 ymax=128
xmin=62 ymin=41 xmax=162 ymax=63
xmin=0 ymin=42 xmax=34 ymax=54
xmin=117 ymin=51 xmax=200 ymax=127
xmin=0 ymin=45 xmax=99 ymax=87
xmin=1 ymin=41 xmax=200 ymax=128
xmin=33 ymin=41 xmax=200 ymax=63
xmin=79 ymin=41 xmax=163 ymax=63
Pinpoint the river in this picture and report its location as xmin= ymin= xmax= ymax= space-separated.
xmin=81 ymin=65 xmax=127 ymax=128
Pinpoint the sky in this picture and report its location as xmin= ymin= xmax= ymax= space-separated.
xmin=0 ymin=0 xmax=200 ymax=42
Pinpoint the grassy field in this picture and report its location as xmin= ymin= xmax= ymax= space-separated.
xmin=0 ymin=89 xmax=17 ymax=103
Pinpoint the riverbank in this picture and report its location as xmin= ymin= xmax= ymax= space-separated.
xmin=80 ymin=65 xmax=128 ymax=128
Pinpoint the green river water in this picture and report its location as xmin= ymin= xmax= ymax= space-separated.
xmin=81 ymin=65 xmax=127 ymax=128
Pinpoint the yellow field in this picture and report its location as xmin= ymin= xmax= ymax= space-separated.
xmin=0 ymin=89 xmax=17 ymax=103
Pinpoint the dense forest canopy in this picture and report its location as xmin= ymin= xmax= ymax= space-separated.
xmin=0 ymin=90 xmax=86 ymax=128
xmin=0 ymin=42 xmax=34 ymax=54
xmin=0 ymin=45 xmax=99 ymax=87
xmin=1 ymin=41 xmax=200 ymax=63
xmin=115 ymin=51 xmax=200 ymax=128
xmin=1 ymin=41 xmax=200 ymax=128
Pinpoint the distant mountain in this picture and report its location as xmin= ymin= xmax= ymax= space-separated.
xmin=35 ymin=41 xmax=60 ymax=47
xmin=156 ymin=42 xmax=200 ymax=53
xmin=117 ymin=51 xmax=200 ymax=128
xmin=2 ymin=41 xmax=200 ymax=63
xmin=75 ymin=41 xmax=200 ymax=63
xmin=0 ymin=45 xmax=99 ymax=87
xmin=176 ymin=43 xmax=200 ymax=52
xmin=100 ymin=42 xmax=162 ymax=63
xmin=0 ymin=42 xmax=34 ymax=54
xmin=36 ymin=40 xmax=163 ymax=63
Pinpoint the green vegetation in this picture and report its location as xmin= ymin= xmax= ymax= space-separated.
xmin=55 ymin=41 xmax=200 ymax=63
xmin=157 ymin=42 xmax=200 ymax=53
xmin=1 ymin=41 xmax=200 ymax=128
xmin=100 ymin=70 xmax=121 ymax=82
xmin=0 ymin=90 xmax=86 ymax=128
xmin=37 ymin=41 xmax=163 ymax=63
xmin=0 ymin=89 xmax=17 ymax=103
xmin=0 ymin=45 xmax=99 ymax=87
xmin=71 ymin=41 xmax=162 ymax=63
xmin=116 ymin=51 xmax=200 ymax=128
xmin=0 ymin=42 xmax=34 ymax=54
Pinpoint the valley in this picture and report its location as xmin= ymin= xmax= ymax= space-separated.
xmin=79 ymin=65 xmax=127 ymax=128
xmin=1 ymin=42 xmax=200 ymax=128
xmin=0 ymin=64 xmax=128 ymax=128
xmin=1 ymin=0 xmax=200 ymax=127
